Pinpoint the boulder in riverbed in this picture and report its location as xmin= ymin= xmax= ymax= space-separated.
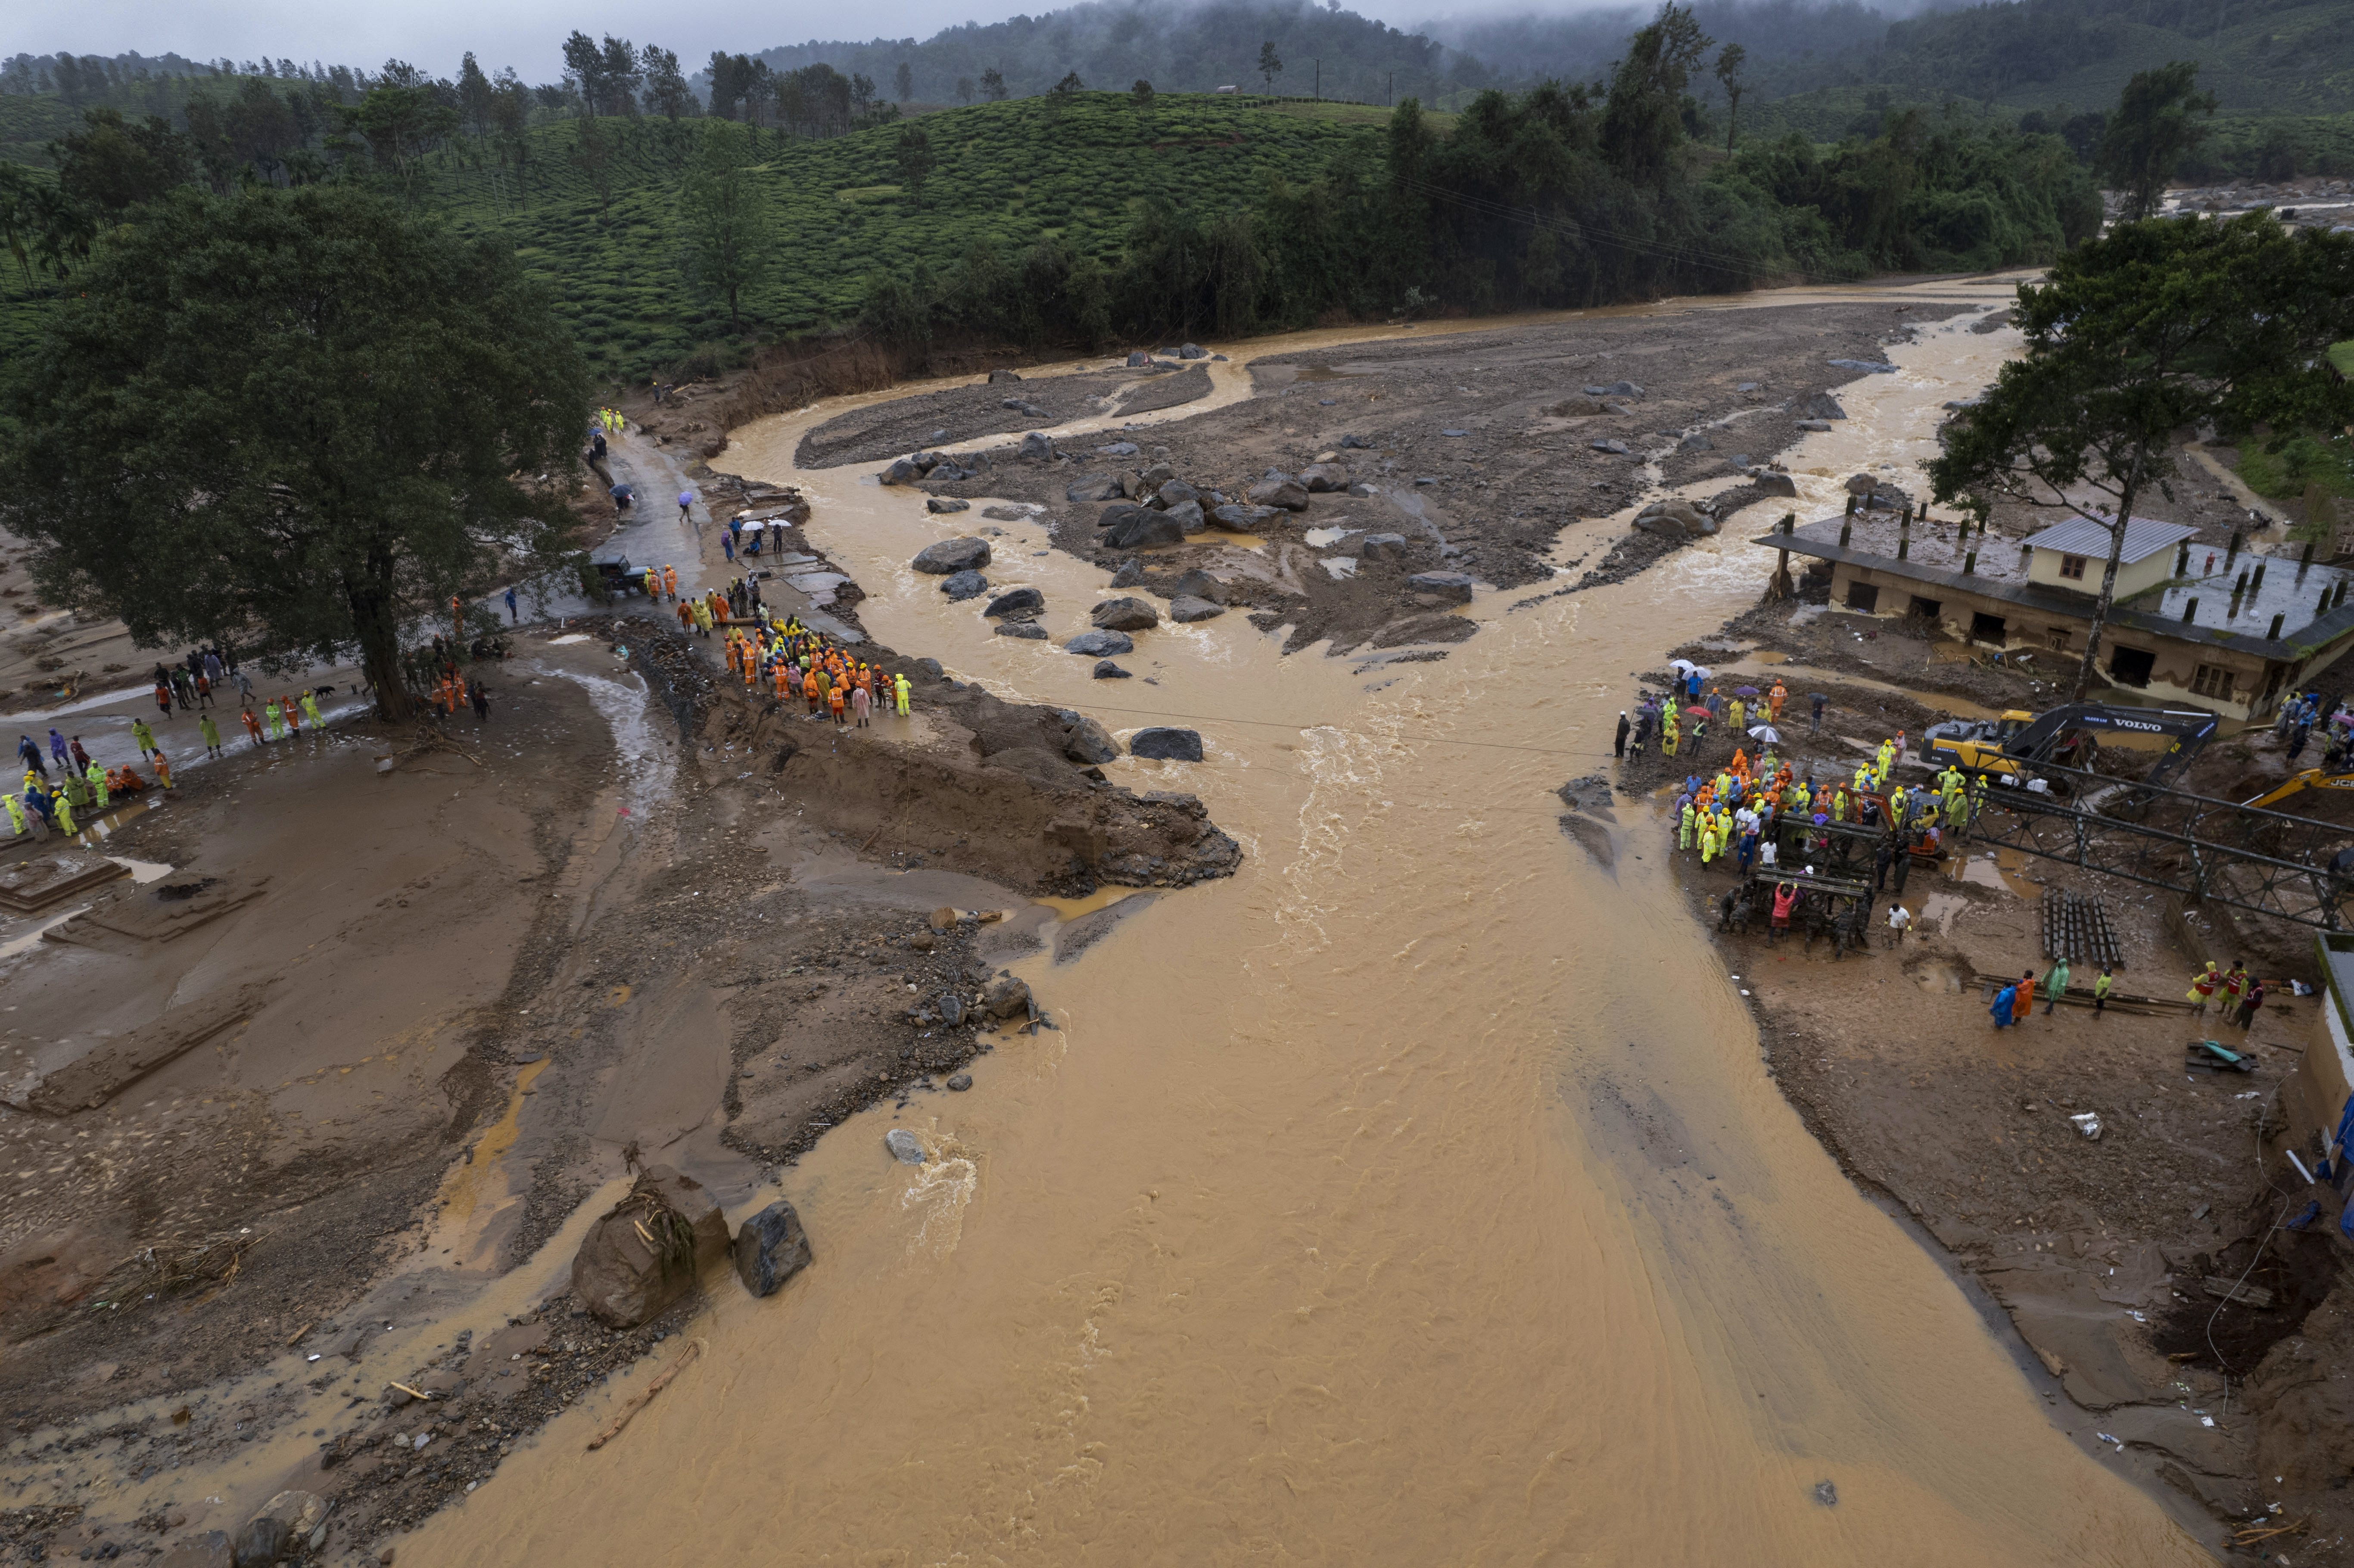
xmin=572 ymin=1165 xmax=731 ymax=1328
xmin=988 ymin=368 xmax=1023 ymax=383
xmin=1091 ymin=596 xmax=1161 ymax=632
xmin=1299 ymin=463 xmax=1348 ymax=492
xmin=1020 ymin=432 xmax=1055 ymax=461
xmin=1125 ymin=350 xmax=1152 ymax=367
xmin=984 ymin=587 xmax=1044 ymax=617
xmin=926 ymin=496 xmax=971 ymax=514
xmin=1172 ymin=568 xmax=1223 ymax=601
xmin=1590 ymin=439 xmax=1630 ymax=455
xmin=1162 ymin=498 xmax=1207 ymax=532
xmin=879 ymin=458 xmax=922 ymax=485
xmin=995 ymin=621 xmax=1048 ymax=639
xmin=1177 ymin=342 xmax=1208 ymax=360
xmin=940 ymin=569 xmax=989 ymax=601
xmin=979 ymin=973 xmax=1034 ymax=1018
xmin=1108 ymin=558 xmax=1144 ymax=587
xmin=1211 ymin=504 xmax=1277 ymax=529
xmin=1093 ymin=660 xmax=1132 ymax=678
xmin=733 ymin=1199 xmax=813 ymax=1298
xmin=913 ymin=537 xmax=991 ymax=573
xmin=1066 ymin=474 xmax=1121 ymax=503
xmin=1065 ymin=629 xmax=1135 ymax=656
xmin=1103 ymin=511 xmax=1186 ymax=551
xmin=1407 ymin=571 xmax=1475 ymax=606
xmin=885 ymin=1128 xmax=925 ymax=1165
xmin=1358 ymin=532 xmax=1409 ymax=561
xmin=1168 ymin=595 xmax=1225 ymax=622
xmin=1064 ymin=716 xmax=1119 ymax=764
xmin=1751 ymin=471 xmax=1799 ymax=497
xmin=1247 ymin=477 xmax=1310 ymax=511
xmin=1130 ymin=727 xmax=1204 ymax=762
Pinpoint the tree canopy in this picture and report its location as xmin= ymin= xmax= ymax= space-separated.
xmin=0 ymin=186 xmax=591 ymax=719
xmin=1929 ymin=212 xmax=2354 ymax=700
xmin=2097 ymin=61 xmax=2217 ymax=224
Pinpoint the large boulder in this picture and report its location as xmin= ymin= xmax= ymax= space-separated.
xmin=571 ymin=1166 xmax=730 ymax=1328
xmin=1800 ymin=391 xmax=1847 ymax=420
xmin=1066 ymin=474 xmax=1121 ymax=503
xmin=732 ymin=1200 xmax=813 ymax=1299
xmin=1211 ymin=504 xmax=1277 ymax=530
xmin=1104 ymin=511 xmax=1186 ymax=551
xmin=1407 ymin=571 xmax=1476 ymax=606
xmin=1633 ymin=499 xmax=1715 ymax=538
xmin=1590 ymin=439 xmax=1630 ymax=455
xmin=886 ymin=1127 xmax=925 ymax=1164
xmin=1108 ymin=558 xmax=1144 ymax=588
xmin=1125 ymin=350 xmax=1153 ymax=367
xmin=1678 ymin=431 xmax=1714 ymax=452
xmin=1155 ymin=480 xmax=1201 ymax=508
xmin=1163 ymin=498 xmax=1207 ymax=533
xmin=1064 ymin=716 xmax=1119 ymax=764
xmin=1340 ymin=433 xmax=1375 ymax=449
xmin=1019 ymin=432 xmax=1055 ymax=461
xmin=233 ymin=1492 xmax=326 ymax=1567
xmin=979 ymin=973 xmax=1034 ymax=1018
xmin=987 ymin=367 xmax=1023 ymax=383
xmin=1139 ymin=462 xmax=1177 ymax=489
xmin=1168 ymin=595 xmax=1225 ymax=623
xmin=1130 ymin=728 xmax=1204 ymax=762
xmin=1065 ymin=629 xmax=1135 ymax=657
xmin=940 ymin=569 xmax=990 ymax=601
xmin=926 ymin=497 xmax=971 ymax=514
xmin=996 ymin=621 xmax=1049 ymax=639
xmin=984 ymin=587 xmax=1044 ymax=618
xmin=1091 ymin=596 xmax=1161 ymax=632
xmin=1298 ymin=463 xmax=1348 ymax=492
xmin=1358 ymin=532 xmax=1409 ymax=561
xmin=1751 ymin=471 xmax=1800 ymax=497
xmin=1248 ymin=476 xmax=1311 ymax=511
xmin=1172 ymin=568 xmax=1223 ymax=601
xmin=1093 ymin=661 xmax=1132 ymax=679
xmin=1177 ymin=342 xmax=1209 ymax=360
xmin=879 ymin=458 xmax=923 ymax=485
xmin=913 ymin=537 xmax=991 ymax=574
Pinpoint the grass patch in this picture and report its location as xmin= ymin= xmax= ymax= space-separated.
xmin=2240 ymin=432 xmax=2354 ymax=503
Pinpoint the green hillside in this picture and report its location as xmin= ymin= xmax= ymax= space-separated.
xmin=0 ymin=92 xmax=1383 ymax=380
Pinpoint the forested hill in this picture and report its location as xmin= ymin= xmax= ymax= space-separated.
xmin=755 ymin=0 xmax=2354 ymax=118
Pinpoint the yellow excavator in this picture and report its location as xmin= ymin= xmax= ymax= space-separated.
xmin=2242 ymin=770 xmax=2354 ymax=809
xmin=1921 ymin=703 xmax=2220 ymax=788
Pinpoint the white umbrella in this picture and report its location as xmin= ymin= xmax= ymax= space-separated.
xmin=1668 ymin=658 xmax=1696 ymax=673
xmin=1748 ymin=724 xmax=1781 ymax=743
xmin=1689 ymin=665 xmax=1713 ymax=680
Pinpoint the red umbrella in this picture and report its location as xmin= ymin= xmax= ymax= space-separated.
xmin=1683 ymin=706 xmax=1713 ymax=719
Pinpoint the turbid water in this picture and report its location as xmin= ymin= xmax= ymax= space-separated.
xmin=405 ymin=280 xmax=2212 ymax=1565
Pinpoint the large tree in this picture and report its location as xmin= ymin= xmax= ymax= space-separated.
xmin=0 ymin=187 xmax=591 ymax=721
xmin=1929 ymin=212 xmax=2354 ymax=701
xmin=679 ymin=120 xmax=771 ymax=330
xmin=2098 ymin=62 xmax=2216 ymax=223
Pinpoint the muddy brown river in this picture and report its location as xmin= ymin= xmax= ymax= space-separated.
xmin=399 ymin=284 xmax=2211 ymax=1564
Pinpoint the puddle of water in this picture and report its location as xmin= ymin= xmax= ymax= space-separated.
xmin=1304 ymin=526 xmax=1360 ymax=547
xmin=0 ymin=905 xmax=88 ymax=961
xmin=1034 ymin=886 xmax=1143 ymax=921
xmin=547 ymin=633 xmax=594 ymax=646
xmin=1321 ymin=556 xmax=1360 ymax=579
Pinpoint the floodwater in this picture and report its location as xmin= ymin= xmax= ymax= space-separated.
xmin=408 ymin=280 xmax=2211 ymax=1564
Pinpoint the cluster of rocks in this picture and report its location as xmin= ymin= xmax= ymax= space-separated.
xmin=572 ymin=1164 xmax=813 ymax=1328
xmin=1632 ymin=497 xmax=1722 ymax=539
xmin=879 ymin=448 xmax=990 ymax=485
xmin=1124 ymin=343 xmax=1214 ymax=367
xmin=1844 ymin=471 xmax=1916 ymax=512
xmin=912 ymin=535 xmax=995 ymax=604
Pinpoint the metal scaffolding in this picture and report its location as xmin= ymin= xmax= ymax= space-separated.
xmin=1958 ymin=759 xmax=2354 ymax=931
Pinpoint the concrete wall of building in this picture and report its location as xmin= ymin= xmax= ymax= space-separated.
xmin=2025 ymin=547 xmax=2173 ymax=603
xmin=2271 ymin=937 xmax=2354 ymax=1210
xmin=1826 ymin=560 xmax=2276 ymax=719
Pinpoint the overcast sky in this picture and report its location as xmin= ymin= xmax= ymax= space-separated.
xmin=10 ymin=0 xmax=1541 ymax=81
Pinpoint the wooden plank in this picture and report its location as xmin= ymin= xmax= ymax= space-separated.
xmin=5 ymin=981 xmax=278 ymax=1115
xmin=2201 ymin=1275 xmax=2276 ymax=1309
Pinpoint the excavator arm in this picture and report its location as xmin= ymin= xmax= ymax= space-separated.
xmin=2003 ymin=703 xmax=2220 ymax=790
xmin=2243 ymin=770 xmax=2354 ymax=810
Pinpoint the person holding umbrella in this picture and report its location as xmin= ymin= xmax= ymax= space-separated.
xmin=1810 ymin=692 xmax=1827 ymax=734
